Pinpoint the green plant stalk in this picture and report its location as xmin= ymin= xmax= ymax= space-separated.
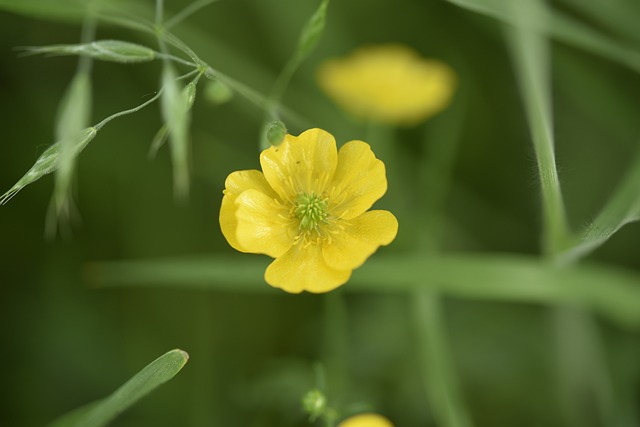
xmin=411 ymin=93 xmax=473 ymax=427
xmin=89 ymin=252 xmax=640 ymax=327
xmin=505 ymin=16 xmax=570 ymax=255
xmin=558 ymin=141 xmax=640 ymax=264
xmin=412 ymin=292 xmax=473 ymax=427
xmin=322 ymin=291 xmax=349 ymax=408
xmin=505 ymin=3 xmax=614 ymax=425
xmin=553 ymin=307 xmax=614 ymax=426
xmin=443 ymin=0 xmax=640 ymax=73
xmin=259 ymin=0 xmax=330 ymax=150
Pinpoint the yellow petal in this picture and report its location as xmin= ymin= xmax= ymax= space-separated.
xmin=338 ymin=413 xmax=394 ymax=427
xmin=219 ymin=170 xmax=276 ymax=252
xmin=323 ymin=210 xmax=398 ymax=271
xmin=260 ymin=128 xmax=338 ymax=201
xmin=265 ymin=243 xmax=351 ymax=293
xmin=318 ymin=44 xmax=456 ymax=125
xmin=329 ymin=140 xmax=387 ymax=220
xmin=235 ymin=189 xmax=296 ymax=258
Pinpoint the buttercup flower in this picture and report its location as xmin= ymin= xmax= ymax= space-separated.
xmin=338 ymin=413 xmax=394 ymax=427
xmin=318 ymin=44 xmax=456 ymax=125
xmin=219 ymin=128 xmax=398 ymax=293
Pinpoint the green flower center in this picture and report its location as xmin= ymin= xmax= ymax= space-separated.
xmin=294 ymin=193 xmax=329 ymax=231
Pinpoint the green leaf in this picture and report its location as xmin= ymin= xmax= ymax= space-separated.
xmin=48 ymin=349 xmax=189 ymax=427
xmin=87 ymin=253 xmax=640 ymax=328
xmin=0 ymin=127 xmax=97 ymax=205
xmin=21 ymin=40 xmax=157 ymax=63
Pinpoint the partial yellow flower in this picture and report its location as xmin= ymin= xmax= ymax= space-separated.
xmin=219 ymin=128 xmax=398 ymax=294
xmin=318 ymin=44 xmax=456 ymax=125
xmin=338 ymin=413 xmax=394 ymax=427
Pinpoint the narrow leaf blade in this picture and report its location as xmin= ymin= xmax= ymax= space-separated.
xmin=48 ymin=349 xmax=189 ymax=427
xmin=559 ymin=144 xmax=640 ymax=262
xmin=504 ymin=0 xmax=570 ymax=253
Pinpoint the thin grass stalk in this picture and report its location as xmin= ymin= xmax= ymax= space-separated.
xmin=410 ymin=93 xmax=473 ymax=427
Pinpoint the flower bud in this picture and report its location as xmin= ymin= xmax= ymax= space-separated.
xmin=265 ymin=120 xmax=287 ymax=146
xmin=302 ymin=389 xmax=327 ymax=420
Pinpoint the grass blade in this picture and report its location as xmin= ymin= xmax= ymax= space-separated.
xmin=559 ymin=144 xmax=640 ymax=263
xmin=413 ymin=293 xmax=473 ymax=427
xmin=0 ymin=0 xmax=85 ymax=21
xmin=443 ymin=0 xmax=640 ymax=73
xmin=557 ymin=0 xmax=640 ymax=46
xmin=88 ymin=253 xmax=640 ymax=328
xmin=504 ymin=0 xmax=569 ymax=254
xmin=48 ymin=349 xmax=189 ymax=427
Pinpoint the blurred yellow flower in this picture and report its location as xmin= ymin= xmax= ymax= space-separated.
xmin=338 ymin=413 xmax=394 ymax=427
xmin=318 ymin=44 xmax=456 ymax=125
xmin=219 ymin=128 xmax=398 ymax=293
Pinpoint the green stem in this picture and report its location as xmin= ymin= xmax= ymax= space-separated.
xmin=322 ymin=291 xmax=349 ymax=407
xmin=504 ymin=5 xmax=613 ymax=426
xmin=164 ymin=0 xmax=218 ymax=30
xmin=155 ymin=0 xmax=163 ymax=26
xmin=410 ymin=95 xmax=474 ymax=427
xmin=505 ymin=3 xmax=570 ymax=257
xmin=412 ymin=292 xmax=473 ymax=427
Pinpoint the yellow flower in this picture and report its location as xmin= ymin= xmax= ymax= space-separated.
xmin=219 ymin=128 xmax=398 ymax=293
xmin=338 ymin=413 xmax=394 ymax=427
xmin=318 ymin=44 xmax=456 ymax=125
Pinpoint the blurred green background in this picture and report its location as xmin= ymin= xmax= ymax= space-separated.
xmin=1 ymin=0 xmax=640 ymax=426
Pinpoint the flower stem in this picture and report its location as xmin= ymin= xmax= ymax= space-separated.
xmin=412 ymin=292 xmax=473 ymax=427
xmin=323 ymin=291 xmax=349 ymax=409
xmin=411 ymin=94 xmax=475 ymax=427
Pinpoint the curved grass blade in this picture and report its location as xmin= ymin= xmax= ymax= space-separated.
xmin=504 ymin=0 xmax=569 ymax=254
xmin=88 ymin=253 xmax=640 ymax=328
xmin=559 ymin=144 xmax=640 ymax=263
xmin=444 ymin=0 xmax=640 ymax=73
xmin=48 ymin=349 xmax=189 ymax=427
xmin=413 ymin=293 xmax=473 ymax=427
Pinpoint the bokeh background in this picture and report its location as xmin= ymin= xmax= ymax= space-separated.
xmin=1 ymin=0 xmax=639 ymax=426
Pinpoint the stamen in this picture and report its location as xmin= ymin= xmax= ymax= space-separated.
xmin=294 ymin=192 xmax=329 ymax=231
